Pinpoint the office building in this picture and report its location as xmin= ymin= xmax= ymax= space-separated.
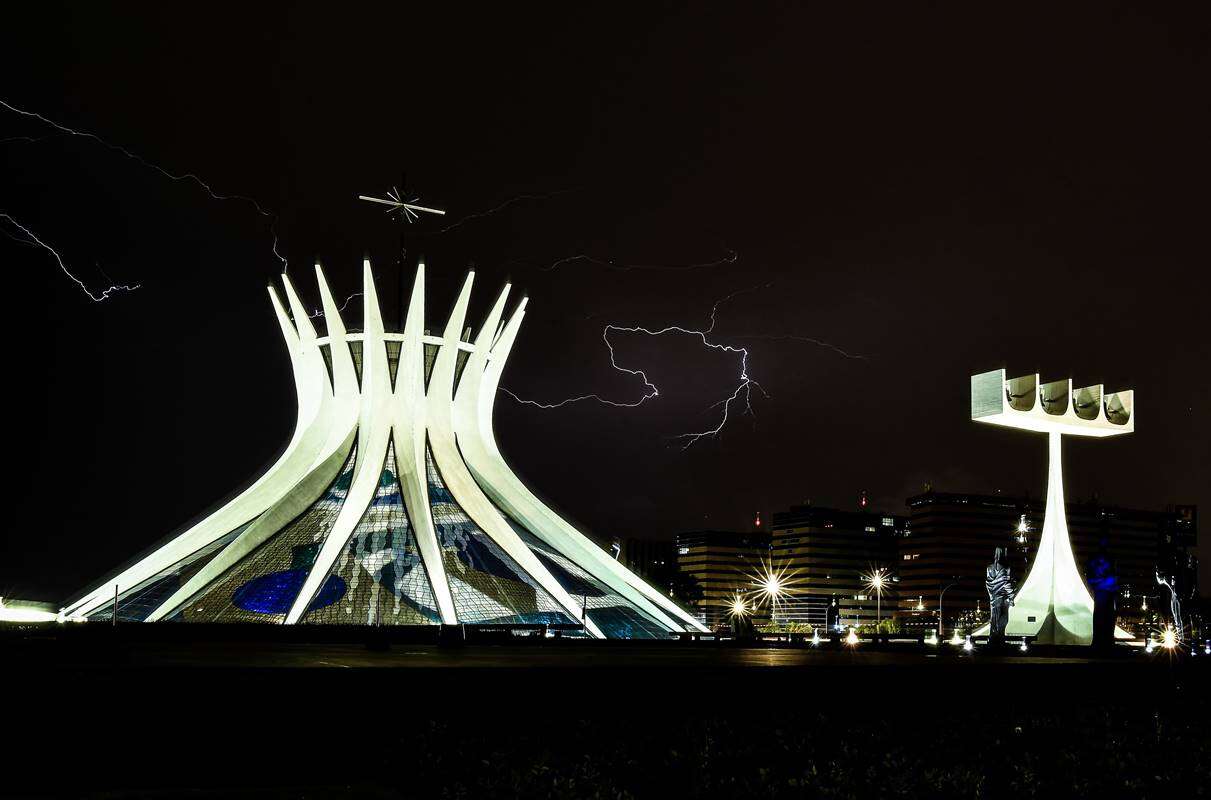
xmin=675 ymin=530 xmax=770 ymax=629
xmin=770 ymin=507 xmax=908 ymax=630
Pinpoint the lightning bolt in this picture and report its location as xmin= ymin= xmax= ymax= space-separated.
xmin=430 ymin=189 xmax=576 ymax=235
xmin=0 ymin=134 xmax=58 ymax=145
xmin=502 ymin=283 xmax=775 ymax=449
xmin=537 ymin=247 xmax=738 ymax=273
xmin=308 ymin=291 xmax=363 ymax=319
xmin=0 ymin=98 xmax=287 ymax=275
xmin=499 ymin=323 xmax=661 ymax=409
xmin=0 ymin=213 xmax=138 ymax=302
xmin=731 ymin=333 xmax=867 ymax=361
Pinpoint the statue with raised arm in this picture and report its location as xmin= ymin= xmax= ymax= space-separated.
xmin=985 ymin=547 xmax=1016 ymax=647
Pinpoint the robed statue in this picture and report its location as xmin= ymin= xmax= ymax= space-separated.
xmin=1087 ymin=540 xmax=1118 ymax=652
xmin=985 ymin=547 xmax=1016 ymax=646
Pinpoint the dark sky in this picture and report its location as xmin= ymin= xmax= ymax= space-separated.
xmin=2 ymin=4 xmax=1207 ymax=602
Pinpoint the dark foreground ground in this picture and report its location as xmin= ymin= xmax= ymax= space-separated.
xmin=3 ymin=628 xmax=1208 ymax=799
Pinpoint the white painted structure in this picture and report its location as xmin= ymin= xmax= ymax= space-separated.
xmin=970 ymin=368 xmax=1134 ymax=645
xmin=63 ymin=262 xmax=708 ymax=638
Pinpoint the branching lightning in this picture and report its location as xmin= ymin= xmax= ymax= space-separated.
xmin=0 ymin=213 xmax=138 ymax=302
xmin=499 ymin=323 xmax=662 ymax=410
xmin=503 ymin=283 xmax=773 ymax=449
xmin=502 ymin=278 xmax=865 ymax=449
xmin=0 ymin=98 xmax=287 ymax=298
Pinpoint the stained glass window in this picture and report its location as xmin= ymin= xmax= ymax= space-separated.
xmin=505 ymin=520 xmax=675 ymax=639
xmin=423 ymin=343 xmax=438 ymax=388
xmin=303 ymin=441 xmax=441 ymax=625
xmin=174 ymin=446 xmax=359 ymax=623
xmin=348 ymin=340 xmax=364 ymax=388
xmin=453 ymin=349 xmax=470 ymax=391
xmin=385 ymin=340 xmax=402 ymax=388
xmin=87 ymin=522 xmax=251 ymax=623
xmin=426 ymin=446 xmax=575 ymax=626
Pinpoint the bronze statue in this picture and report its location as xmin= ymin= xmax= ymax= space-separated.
xmin=985 ymin=547 xmax=1016 ymax=646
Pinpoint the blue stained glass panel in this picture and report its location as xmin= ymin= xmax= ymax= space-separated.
xmin=232 ymin=571 xmax=346 ymax=614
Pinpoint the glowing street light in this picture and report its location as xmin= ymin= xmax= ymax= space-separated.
xmin=1161 ymin=626 xmax=1177 ymax=650
xmin=760 ymin=572 xmax=784 ymax=602
xmin=744 ymin=558 xmax=801 ymax=631
xmin=862 ymin=567 xmax=889 ymax=632
xmin=1015 ymin=514 xmax=1030 ymax=544
xmin=728 ymin=594 xmax=749 ymax=620
xmin=845 ymin=627 xmax=859 ymax=646
xmin=949 ymin=628 xmax=963 ymax=646
xmin=963 ymin=635 xmax=974 ymax=652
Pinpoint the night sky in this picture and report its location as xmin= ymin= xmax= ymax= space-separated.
xmin=2 ymin=4 xmax=1207 ymax=602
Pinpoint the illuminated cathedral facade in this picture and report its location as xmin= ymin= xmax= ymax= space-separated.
xmin=63 ymin=261 xmax=707 ymax=638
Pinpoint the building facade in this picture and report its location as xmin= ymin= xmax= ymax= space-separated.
xmin=62 ymin=262 xmax=708 ymax=639
xmin=675 ymin=530 xmax=770 ymax=629
xmin=621 ymin=538 xmax=675 ymax=582
xmin=770 ymin=506 xmax=907 ymax=631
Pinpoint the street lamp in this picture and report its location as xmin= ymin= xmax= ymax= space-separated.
xmin=746 ymin=558 xmax=794 ymax=634
xmin=862 ymin=568 xmax=889 ymax=634
xmin=938 ymin=577 xmax=963 ymax=640
xmin=760 ymin=571 xmax=784 ymax=633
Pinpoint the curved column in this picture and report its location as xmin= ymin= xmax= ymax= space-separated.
xmin=311 ymin=263 xmax=365 ymax=465
xmin=391 ymin=263 xmax=457 ymax=623
xmin=64 ymin=278 xmax=334 ymax=619
xmin=455 ymin=299 xmax=687 ymax=634
xmin=428 ymin=274 xmax=604 ymax=637
xmin=473 ymin=304 xmax=705 ymax=633
xmin=145 ymin=429 xmax=357 ymax=621
xmin=1005 ymin=431 xmax=1095 ymax=643
xmin=285 ymin=260 xmax=393 ymax=624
